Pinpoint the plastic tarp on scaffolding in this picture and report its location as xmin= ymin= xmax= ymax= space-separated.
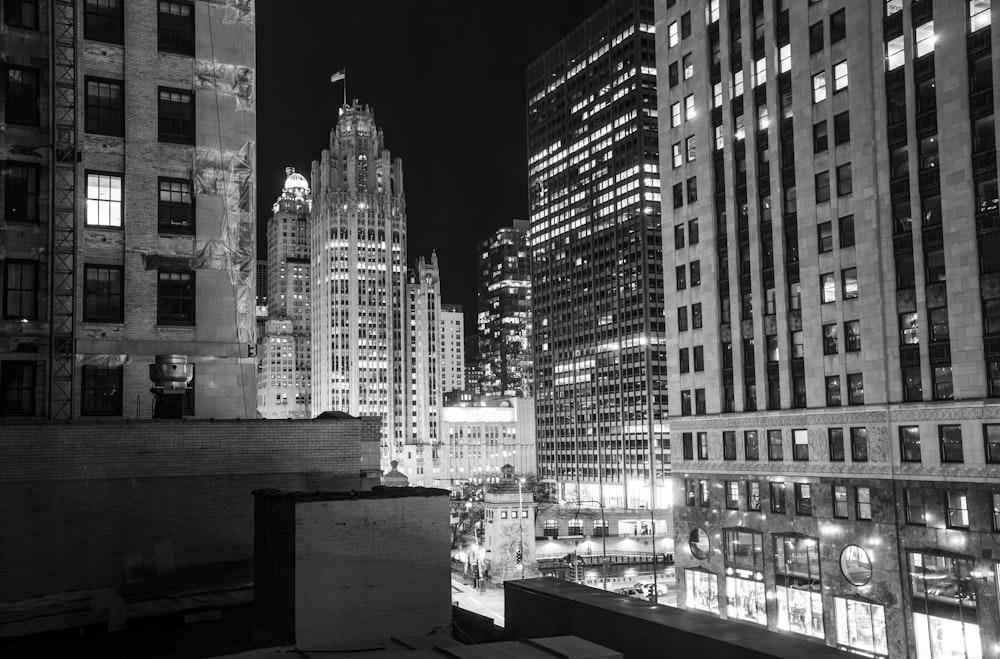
xmin=144 ymin=141 xmax=255 ymax=345
xmin=205 ymin=0 xmax=254 ymax=27
xmin=194 ymin=60 xmax=254 ymax=112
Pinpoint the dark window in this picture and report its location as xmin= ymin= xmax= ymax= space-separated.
xmin=745 ymin=430 xmax=759 ymax=460
xmin=693 ymin=345 xmax=704 ymax=371
xmin=699 ymin=479 xmax=710 ymax=507
xmin=826 ymin=486 xmax=848 ymax=520
xmin=816 ymin=171 xmax=830 ymax=202
xmin=674 ymin=224 xmax=685 ymax=249
xmin=4 ymin=163 xmax=39 ymax=223
xmin=903 ymin=367 xmax=923 ymax=402
xmin=158 ymin=178 xmax=194 ymax=232
xmin=829 ymin=428 xmax=845 ymax=461
xmin=4 ymin=0 xmax=38 ymax=30
xmin=795 ymin=483 xmax=812 ymax=515
xmin=823 ymin=323 xmax=838 ymax=354
xmin=855 ymin=487 xmax=872 ymax=520
xmin=695 ymin=389 xmax=706 ymax=415
xmin=768 ymin=429 xmax=783 ymax=461
xmin=726 ymin=481 xmax=740 ymax=509
xmin=690 ymin=260 xmax=700 ymax=286
xmin=839 ymin=215 xmax=855 ymax=247
xmin=933 ymin=366 xmax=953 ymax=400
xmin=946 ymin=491 xmax=969 ymax=528
xmin=678 ymin=306 xmax=688 ymax=331
xmin=793 ymin=429 xmax=809 ymax=461
xmin=825 ymin=375 xmax=841 ymax=406
xmin=747 ymin=481 xmax=762 ymax=511
xmin=687 ymin=176 xmax=698 ymax=203
xmin=681 ymin=390 xmax=691 ymax=416
xmin=770 ymin=482 xmax=786 ymax=513
xmin=689 ymin=218 xmax=699 ymax=244
xmin=685 ymin=479 xmax=697 ymax=506
xmin=676 ymin=265 xmax=686 ymax=290
xmin=158 ymin=0 xmax=194 ymax=55
xmin=929 ymin=307 xmax=949 ymax=343
xmin=813 ymin=120 xmax=828 ymax=153
xmin=900 ymin=426 xmax=922 ymax=462
xmin=692 ymin=303 xmax=702 ymax=329
xmin=85 ymin=0 xmax=123 ymax=44
xmin=723 ymin=431 xmax=737 ymax=460
xmin=0 ymin=361 xmax=35 ymax=415
xmin=985 ymin=425 xmax=1000 ymax=463
xmin=680 ymin=11 xmax=691 ymax=38
xmin=3 ymin=259 xmax=37 ymax=320
xmin=993 ymin=494 xmax=1000 ymax=532
xmin=682 ymin=432 xmax=693 ymax=460
xmin=925 ymin=249 xmax=946 ymax=283
xmin=673 ymin=182 xmax=684 ymax=208
xmin=905 ymin=489 xmax=926 ymax=525
xmin=669 ymin=62 xmax=679 ymax=88
xmin=836 ymin=164 xmax=852 ymax=196
xmin=85 ymin=77 xmax=124 ymax=136
xmin=850 ymin=427 xmax=868 ymax=462
xmin=830 ymin=9 xmax=846 ymax=42
xmin=847 ymin=373 xmax=864 ymax=405
xmin=697 ymin=432 xmax=708 ymax=459
xmin=83 ymin=265 xmax=124 ymax=323
xmin=158 ymin=88 xmax=194 ymax=144
xmin=679 ymin=347 xmax=689 ymax=373
xmin=842 ymin=267 xmax=858 ymax=300
xmin=809 ymin=21 xmax=824 ymax=54
xmin=5 ymin=66 xmax=39 ymax=126
xmin=157 ymin=270 xmax=195 ymax=325
xmin=939 ymin=425 xmax=964 ymax=463
xmin=834 ymin=111 xmax=850 ymax=145
xmin=818 ymin=221 xmax=833 ymax=252
xmin=81 ymin=365 xmax=123 ymax=416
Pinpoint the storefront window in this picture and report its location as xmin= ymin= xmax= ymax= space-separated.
xmin=725 ymin=528 xmax=766 ymax=625
xmin=774 ymin=535 xmax=824 ymax=639
xmin=910 ymin=552 xmax=981 ymax=659
xmin=835 ymin=597 xmax=888 ymax=656
xmin=685 ymin=568 xmax=720 ymax=614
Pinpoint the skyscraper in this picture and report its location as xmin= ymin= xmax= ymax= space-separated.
xmin=310 ymin=102 xmax=407 ymax=462
xmin=527 ymin=0 xmax=668 ymax=510
xmin=441 ymin=303 xmax=466 ymax=396
xmin=661 ymin=1 xmax=999 ymax=657
xmin=257 ymin=168 xmax=311 ymax=419
xmin=1 ymin=1 xmax=256 ymax=419
xmin=477 ymin=220 xmax=532 ymax=398
xmin=405 ymin=253 xmax=443 ymax=484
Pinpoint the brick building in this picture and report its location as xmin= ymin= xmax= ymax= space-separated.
xmin=659 ymin=1 xmax=999 ymax=657
xmin=0 ymin=0 xmax=257 ymax=420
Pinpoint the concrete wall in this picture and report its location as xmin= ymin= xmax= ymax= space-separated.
xmin=0 ymin=416 xmax=380 ymax=636
xmin=254 ymin=488 xmax=452 ymax=649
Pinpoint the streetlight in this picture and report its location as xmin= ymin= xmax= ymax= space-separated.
xmin=561 ymin=498 xmax=608 ymax=590
xmin=640 ymin=504 xmax=657 ymax=603
xmin=518 ymin=477 xmax=525 ymax=579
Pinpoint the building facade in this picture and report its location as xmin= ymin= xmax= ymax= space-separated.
xmin=405 ymin=253 xmax=443 ymax=484
xmin=527 ymin=0 xmax=669 ymax=511
xmin=441 ymin=303 xmax=466 ymax=396
xmin=477 ymin=220 xmax=532 ymax=397
xmin=443 ymin=395 xmax=538 ymax=487
xmin=1 ymin=0 xmax=257 ymax=420
xmin=659 ymin=1 xmax=999 ymax=658
xmin=257 ymin=168 xmax=311 ymax=418
xmin=310 ymin=102 xmax=406 ymax=460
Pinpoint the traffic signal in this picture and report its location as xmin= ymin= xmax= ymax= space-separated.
xmin=516 ymin=550 xmax=523 ymax=564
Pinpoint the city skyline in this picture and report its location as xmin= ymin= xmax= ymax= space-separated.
xmin=255 ymin=0 xmax=605 ymax=328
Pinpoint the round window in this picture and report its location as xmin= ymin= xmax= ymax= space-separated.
xmin=689 ymin=527 xmax=710 ymax=559
xmin=840 ymin=544 xmax=873 ymax=586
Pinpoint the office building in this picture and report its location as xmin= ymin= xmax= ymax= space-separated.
xmin=442 ymin=394 xmax=538 ymax=487
xmin=1 ymin=0 xmax=256 ymax=420
xmin=660 ymin=2 xmax=998 ymax=657
xmin=441 ymin=303 xmax=466 ymax=395
xmin=310 ymin=101 xmax=406 ymax=461
xmin=477 ymin=220 xmax=532 ymax=398
xmin=405 ymin=253 xmax=443 ymax=484
xmin=257 ymin=168 xmax=311 ymax=418
xmin=527 ymin=0 xmax=669 ymax=510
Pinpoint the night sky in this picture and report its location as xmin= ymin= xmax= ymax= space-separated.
xmin=256 ymin=1 xmax=606 ymax=330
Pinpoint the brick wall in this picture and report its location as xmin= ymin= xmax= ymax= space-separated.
xmin=254 ymin=488 xmax=452 ymax=648
xmin=0 ymin=417 xmax=380 ymax=612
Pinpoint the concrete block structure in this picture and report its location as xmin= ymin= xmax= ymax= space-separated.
xmin=253 ymin=486 xmax=451 ymax=649
xmin=0 ymin=415 xmax=381 ymax=638
xmin=0 ymin=0 xmax=257 ymax=420
xmin=656 ymin=1 xmax=1000 ymax=657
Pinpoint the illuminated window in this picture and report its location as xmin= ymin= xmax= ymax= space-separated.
xmin=946 ymin=491 xmax=969 ymax=528
xmin=825 ymin=376 xmax=841 ymax=406
xmin=970 ymin=0 xmax=991 ymax=31
xmin=793 ymin=429 xmax=809 ymax=461
xmin=855 ymin=486 xmax=872 ymax=520
xmin=733 ymin=69 xmax=744 ymax=98
xmin=821 ymin=272 xmax=836 ymax=304
xmin=672 ymin=142 xmax=683 ymax=168
xmin=668 ymin=21 xmax=678 ymax=47
xmin=886 ymin=36 xmax=904 ymax=71
xmin=812 ymin=72 xmax=827 ymax=103
xmin=686 ymin=136 xmax=696 ymax=161
xmin=842 ymin=267 xmax=858 ymax=299
xmin=848 ymin=375 xmax=864 ymax=406
xmin=779 ymin=44 xmax=790 ymax=73
xmin=713 ymin=81 xmax=722 ymax=107
xmin=685 ymin=94 xmax=695 ymax=120
xmin=671 ymin=102 xmax=681 ymax=127
xmin=914 ymin=21 xmax=935 ymax=58
xmin=833 ymin=486 xmax=849 ymax=518
xmin=833 ymin=60 xmax=848 ymax=91
xmin=86 ymin=172 xmax=123 ymax=227
xmin=683 ymin=53 xmax=693 ymax=79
